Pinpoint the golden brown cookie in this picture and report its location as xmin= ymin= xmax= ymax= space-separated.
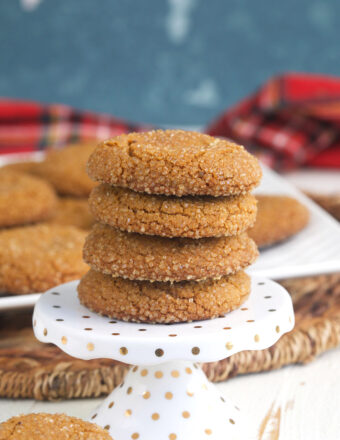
xmin=1 ymin=160 xmax=42 ymax=175
xmin=0 ymin=170 xmax=57 ymax=227
xmin=84 ymin=223 xmax=258 ymax=282
xmin=0 ymin=224 xmax=88 ymax=294
xmin=49 ymin=197 xmax=95 ymax=230
xmin=89 ymin=184 xmax=257 ymax=238
xmin=78 ymin=269 xmax=250 ymax=323
xmin=0 ymin=413 xmax=112 ymax=440
xmin=37 ymin=143 xmax=97 ymax=196
xmin=87 ymin=130 xmax=262 ymax=196
xmin=248 ymin=195 xmax=310 ymax=248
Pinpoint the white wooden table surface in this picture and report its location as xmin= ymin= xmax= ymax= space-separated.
xmin=0 ymin=170 xmax=339 ymax=438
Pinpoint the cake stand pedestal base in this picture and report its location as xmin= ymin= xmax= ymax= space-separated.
xmin=33 ymin=277 xmax=294 ymax=440
xmin=89 ymin=361 xmax=240 ymax=439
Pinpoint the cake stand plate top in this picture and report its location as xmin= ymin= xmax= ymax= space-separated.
xmin=33 ymin=277 xmax=294 ymax=366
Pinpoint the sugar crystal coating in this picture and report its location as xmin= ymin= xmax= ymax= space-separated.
xmin=0 ymin=413 xmax=112 ymax=439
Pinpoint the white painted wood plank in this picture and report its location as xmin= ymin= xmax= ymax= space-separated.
xmin=218 ymin=346 xmax=340 ymax=440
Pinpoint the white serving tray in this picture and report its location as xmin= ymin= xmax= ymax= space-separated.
xmin=0 ymin=155 xmax=339 ymax=312
xmin=0 ymin=293 xmax=41 ymax=311
xmin=248 ymin=165 xmax=340 ymax=279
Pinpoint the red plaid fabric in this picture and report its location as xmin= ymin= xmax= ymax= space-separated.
xmin=2 ymin=74 xmax=340 ymax=170
xmin=207 ymin=73 xmax=340 ymax=169
xmin=0 ymin=99 xmax=149 ymax=155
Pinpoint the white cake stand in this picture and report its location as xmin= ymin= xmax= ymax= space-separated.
xmin=33 ymin=277 xmax=294 ymax=440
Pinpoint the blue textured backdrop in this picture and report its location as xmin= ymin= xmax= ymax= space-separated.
xmin=1 ymin=0 xmax=340 ymax=125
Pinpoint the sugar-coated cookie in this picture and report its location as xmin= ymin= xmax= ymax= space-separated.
xmin=84 ymin=223 xmax=258 ymax=282
xmin=248 ymin=195 xmax=309 ymax=247
xmin=0 ymin=224 xmax=88 ymax=294
xmin=37 ymin=143 xmax=97 ymax=196
xmin=49 ymin=197 xmax=94 ymax=230
xmin=78 ymin=269 xmax=250 ymax=323
xmin=0 ymin=413 xmax=112 ymax=440
xmin=89 ymin=184 xmax=257 ymax=238
xmin=0 ymin=170 xmax=57 ymax=227
xmin=1 ymin=160 xmax=42 ymax=175
xmin=87 ymin=130 xmax=262 ymax=196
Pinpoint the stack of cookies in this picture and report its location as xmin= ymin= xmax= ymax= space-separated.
xmin=78 ymin=130 xmax=262 ymax=323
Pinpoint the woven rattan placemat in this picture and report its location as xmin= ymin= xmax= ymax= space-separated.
xmin=0 ymin=194 xmax=339 ymax=401
xmin=308 ymin=193 xmax=340 ymax=222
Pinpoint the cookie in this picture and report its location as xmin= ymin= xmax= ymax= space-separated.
xmin=0 ymin=170 xmax=57 ymax=227
xmin=77 ymin=269 xmax=250 ymax=323
xmin=0 ymin=413 xmax=112 ymax=439
xmin=0 ymin=224 xmax=88 ymax=294
xmin=49 ymin=197 xmax=95 ymax=230
xmin=37 ymin=143 xmax=97 ymax=196
xmin=87 ymin=130 xmax=262 ymax=196
xmin=84 ymin=223 xmax=258 ymax=282
xmin=1 ymin=160 xmax=42 ymax=175
xmin=248 ymin=195 xmax=309 ymax=248
xmin=89 ymin=184 xmax=257 ymax=238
